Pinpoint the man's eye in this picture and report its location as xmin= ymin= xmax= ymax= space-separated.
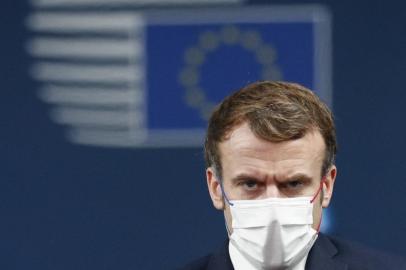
xmin=241 ymin=180 xmax=258 ymax=190
xmin=285 ymin=180 xmax=304 ymax=189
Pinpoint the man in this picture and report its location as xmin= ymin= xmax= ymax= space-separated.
xmin=179 ymin=81 xmax=406 ymax=270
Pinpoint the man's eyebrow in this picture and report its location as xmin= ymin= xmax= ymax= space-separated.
xmin=229 ymin=173 xmax=313 ymax=183
xmin=230 ymin=173 xmax=263 ymax=183
xmin=280 ymin=173 xmax=313 ymax=182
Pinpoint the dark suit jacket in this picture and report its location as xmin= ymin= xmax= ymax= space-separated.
xmin=178 ymin=234 xmax=406 ymax=270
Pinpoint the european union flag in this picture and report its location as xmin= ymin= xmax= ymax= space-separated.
xmin=144 ymin=6 xmax=331 ymax=146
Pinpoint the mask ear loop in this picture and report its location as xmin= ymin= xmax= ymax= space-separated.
xmin=310 ymin=178 xmax=326 ymax=232
xmin=218 ymin=180 xmax=234 ymax=236
xmin=218 ymin=180 xmax=234 ymax=206
xmin=310 ymin=178 xmax=325 ymax=203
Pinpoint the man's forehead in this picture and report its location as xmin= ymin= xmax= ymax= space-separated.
xmin=219 ymin=123 xmax=326 ymax=163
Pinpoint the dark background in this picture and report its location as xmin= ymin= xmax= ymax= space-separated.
xmin=1 ymin=0 xmax=405 ymax=269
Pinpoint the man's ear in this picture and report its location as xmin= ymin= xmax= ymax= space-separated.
xmin=322 ymin=165 xmax=337 ymax=208
xmin=206 ymin=167 xmax=225 ymax=210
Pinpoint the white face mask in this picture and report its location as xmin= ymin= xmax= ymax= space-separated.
xmin=227 ymin=196 xmax=319 ymax=270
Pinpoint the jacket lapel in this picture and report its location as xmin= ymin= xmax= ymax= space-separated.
xmin=206 ymin=240 xmax=234 ymax=270
xmin=305 ymin=233 xmax=348 ymax=270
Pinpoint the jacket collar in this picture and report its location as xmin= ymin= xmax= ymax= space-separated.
xmin=206 ymin=234 xmax=348 ymax=270
xmin=305 ymin=233 xmax=348 ymax=270
xmin=206 ymin=240 xmax=234 ymax=270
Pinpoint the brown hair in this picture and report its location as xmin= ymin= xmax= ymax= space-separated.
xmin=204 ymin=81 xmax=336 ymax=179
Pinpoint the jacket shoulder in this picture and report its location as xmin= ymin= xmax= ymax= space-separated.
xmin=329 ymin=235 xmax=406 ymax=269
xmin=176 ymin=240 xmax=232 ymax=270
xmin=176 ymin=254 xmax=211 ymax=270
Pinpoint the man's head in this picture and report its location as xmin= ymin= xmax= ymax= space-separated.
xmin=204 ymin=81 xmax=337 ymax=231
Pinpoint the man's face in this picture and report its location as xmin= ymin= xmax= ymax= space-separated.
xmin=206 ymin=123 xmax=336 ymax=232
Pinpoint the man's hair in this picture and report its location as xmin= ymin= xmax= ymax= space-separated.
xmin=204 ymin=81 xmax=337 ymax=180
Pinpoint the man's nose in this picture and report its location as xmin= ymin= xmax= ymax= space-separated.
xmin=263 ymin=185 xmax=282 ymax=199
